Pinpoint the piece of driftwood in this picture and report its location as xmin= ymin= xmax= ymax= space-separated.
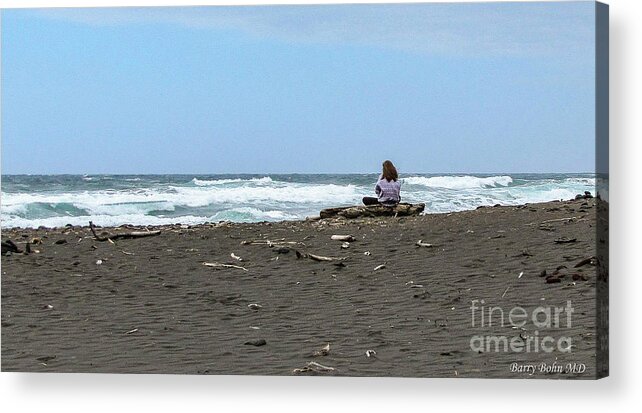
xmin=203 ymin=262 xmax=248 ymax=271
xmin=554 ymin=237 xmax=577 ymax=244
xmin=540 ymin=217 xmax=578 ymax=224
xmin=319 ymin=203 xmax=425 ymax=219
xmin=240 ymin=239 xmax=303 ymax=247
xmin=330 ymin=235 xmax=355 ymax=242
xmin=89 ymin=221 xmax=161 ymax=242
xmin=293 ymin=361 xmax=336 ymax=374
xmin=574 ymin=257 xmax=596 ymax=268
xmin=295 ymin=250 xmax=347 ymax=262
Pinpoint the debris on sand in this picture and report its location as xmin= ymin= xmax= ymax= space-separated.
xmin=241 ymin=239 xmax=303 ymax=248
xmin=574 ymin=191 xmax=593 ymax=200
xmin=295 ymin=250 xmax=347 ymax=262
xmin=331 ymin=235 xmax=355 ymax=242
xmin=89 ymin=221 xmax=160 ymax=242
xmin=572 ymin=273 xmax=589 ymax=281
xmin=313 ymin=343 xmax=331 ymax=357
xmin=292 ymin=361 xmax=336 ymax=374
xmin=554 ymin=237 xmax=577 ymax=244
xmin=1 ymin=240 xmax=22 ymax=255
xmin=574 ymin=256 xmax=596 ymax=268
xmin=203 ymin=262 xmax=248 ymax=271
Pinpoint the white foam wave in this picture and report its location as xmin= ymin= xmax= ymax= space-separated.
xmin=403 ymin=175 xmax=513 ymax=189
xmin=414 ymin=187 xmax=583 ymax=214
xmin=563 ymin=177 xmax=596 ymax=186
xmin=211 ymin=207 xmax=297 ymax=222
xmin=1 ymin=213 xmax=209 ymax=229
xmin=0 ymin=182 xmax=360 ymax=225
xmin=1 ymin=207 xmax=299 ymax=228
xmin=1 ymin=174 xmax=597 ymax=228
xmin=191 ymin=176 xmax=273 ymax=186
xmin=2 ymin=190 xmax=179 ymax=216
xmin=172 ymin=183 xmax=359 ymax=206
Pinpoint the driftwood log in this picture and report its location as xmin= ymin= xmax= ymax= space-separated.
xmin=89 ymin=221 xmax=161 ymax=242
xmin=319 ymin=203 xmax=425 ymax=219
xmin=295 ymin=250 xmax=347 ymax=262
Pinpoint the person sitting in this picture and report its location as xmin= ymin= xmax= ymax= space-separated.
xmin=363 ymin=160 xmax=401 ymax=207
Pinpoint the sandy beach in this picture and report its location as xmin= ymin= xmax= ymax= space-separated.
xmin=1 ymin=198 xmax=607 ymax=378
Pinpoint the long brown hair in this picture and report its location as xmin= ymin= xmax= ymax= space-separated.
xmin=381 ymin=160 xmax=398 ymax=182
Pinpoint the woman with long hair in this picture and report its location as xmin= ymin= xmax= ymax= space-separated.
xmin=362 ymin=160 xmax=401 ymax=206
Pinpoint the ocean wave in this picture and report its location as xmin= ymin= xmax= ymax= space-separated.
xmin=1 ymin=213 xmax=210 ymax=229
xmin=191 ymin=176 xmax=273 ymax=186
xmin=416 ymin=187 xmax=581 ymax=214
xmin=1 ymin=174 xmax=596 ymax=228
xmin=403 ymin=175 xmax=513 ymax=189
xmin=0 ymin=182 xmax=361 ymax=224
xmin=2 ymin=190 xmax=180 ymax=216
xmin=2 ymin=207 xmax=299 ymax=228
xmin=563 ymin=177 xmax=596 ymax=186
xmin=1 ymin=184 xmax=357 ymax=209
xmin=210 ymin=207 xmax=297 ymax=222
xmin=172 ymin=183 xmax=360 ymax=206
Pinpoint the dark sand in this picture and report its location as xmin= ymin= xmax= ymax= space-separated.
xmin=1 ymin=199 xmax=607 ymax=378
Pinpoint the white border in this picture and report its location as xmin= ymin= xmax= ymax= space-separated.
xmin=2 ymin=0 xmax=641 ymax=411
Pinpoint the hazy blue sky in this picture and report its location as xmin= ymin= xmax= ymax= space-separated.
xmin=2 ymin=2 xmax=596 ymax=174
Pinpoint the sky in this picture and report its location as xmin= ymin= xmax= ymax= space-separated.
xmin=1 ymin=2 xmax=596 ymax=174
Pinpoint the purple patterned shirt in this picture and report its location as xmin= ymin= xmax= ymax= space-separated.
xmin=375 ymin=178 xmax=401 ymax=205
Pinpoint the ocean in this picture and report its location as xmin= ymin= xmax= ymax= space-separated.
xmin=1 ymin=173 xmax=597 ymax=228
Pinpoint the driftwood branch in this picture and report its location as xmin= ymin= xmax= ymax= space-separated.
xmin=89 ymin=221 xmax=161 ymax=242
xmin=527 ymin=217 xmax=579 ymax=226
xmin=240 ymin=239 xmax=304 ymax=247
xmin=293 ymin=361 xmax=336 ymax=374
xmin=203 ymin=262 xmax=248 ymax=271
xmin=574 ymin=257 xmax=596 ymax=268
